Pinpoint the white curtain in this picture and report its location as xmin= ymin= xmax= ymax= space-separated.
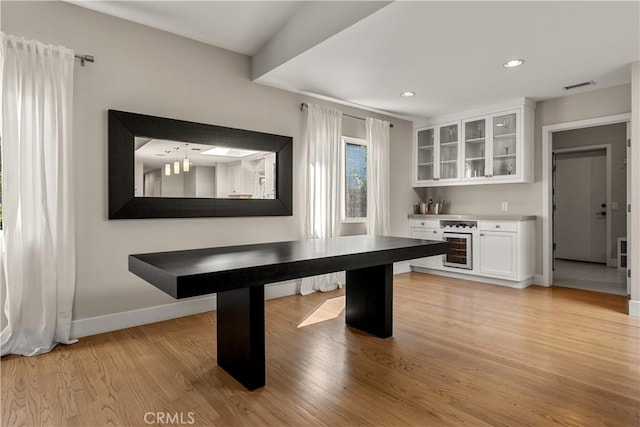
xmin=300 ymin=104 xmax=345 ymax=295
xmin=366 ymin=117 xmax=391 ymax=235
xmin=0 ymin=33 xmax=77 ymax=356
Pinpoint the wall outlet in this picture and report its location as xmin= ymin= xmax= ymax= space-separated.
xmin=501 ymin=201 xmax=509 ymax=211
xmin=611 ymin=201 xmax=618 ymax=211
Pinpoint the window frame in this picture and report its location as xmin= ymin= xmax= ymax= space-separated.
xmin=341 ymin=136 xmax=368 ymax=223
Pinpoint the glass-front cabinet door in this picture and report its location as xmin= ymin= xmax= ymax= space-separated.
xmin=438 ymin=123 xmax=459 ymax=181
xmin=492 ymin=112 xmax=518 ymax=177
xmin=463 ymin=117 xmax=487 ymax=179
xmin=416 ymin=127 xmax=435 ymax=182
xmin=414 ymin=102 xmax=531 ymax=187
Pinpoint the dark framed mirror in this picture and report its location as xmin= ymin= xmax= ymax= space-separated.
xmin=108 ymin=110 xmax=293 ymax=219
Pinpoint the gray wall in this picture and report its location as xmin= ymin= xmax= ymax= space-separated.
xmin=194 ymin=166 xmax=216 ymax=198
xmin=419 ymin=83 xmax=632 ymax=277
xmin=183 ymin=166 xmax=197 ymax=198
xmin=3 ymin=0 xmax=633 ymax=317
xmin=2 ymin=1 xmax=413 ymax=320
xmin=553 ymin=123 xmax=627 ymax=259
xmin=161 ymin=170 xmax=184 ymax=197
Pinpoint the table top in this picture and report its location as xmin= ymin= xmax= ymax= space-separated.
xmin=129 ymin=235 xmax=447 ymax=298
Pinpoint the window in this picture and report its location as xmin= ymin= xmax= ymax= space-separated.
xmin=342 ymin=137 xmax=367 ymax=221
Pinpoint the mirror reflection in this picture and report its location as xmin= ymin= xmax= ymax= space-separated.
xmin=134 ymin=138 xmax=277 ymax=199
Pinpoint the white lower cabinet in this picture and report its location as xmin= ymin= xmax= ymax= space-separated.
xmin=410 ymin=220 xmax=443 ymax=269
xmin=479 ymin=231 xmax=516 ymax=278
xmin=409 ymin=217 xmax=534 ymax=288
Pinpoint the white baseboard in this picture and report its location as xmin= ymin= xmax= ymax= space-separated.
xmin=411 ymin=266 xmax=532 ymax=289
xmin=533 ymin=274 xmax=550 ymax=287
xmin=70 ymin=280 xmax=300 ymax=339
xmin=265 ymin=279 xmax=300 ymax=299
xmin=393 ymin=261 xmax=411 ymax=275
xmin=70 ymin=295 xmax=217 ymax=339
xmin=629 ymin=300 xmax=640 ymax=317
xmin=71 ymin=263 xmax=414 ymax=339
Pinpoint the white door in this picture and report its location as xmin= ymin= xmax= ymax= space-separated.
xmin=228 ymin=162 xmax=241 ymax=194
xmin=554 ymin=150 xmax=607 ymax=263
xmin=479 ymin=232 xmax=517 ymax=278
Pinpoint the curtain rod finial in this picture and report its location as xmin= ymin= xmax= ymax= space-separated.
xmin=75 ymin=54 xmax=95 ymax=67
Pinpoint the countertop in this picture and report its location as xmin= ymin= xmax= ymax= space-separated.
xmin=408 ymin=214 xmax=536 ymax=221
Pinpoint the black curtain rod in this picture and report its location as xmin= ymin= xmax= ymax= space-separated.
xmin=300 ymin=102 xmax=394 ymax=128
xmin=74 ymin=54 xmax=94 ymax=67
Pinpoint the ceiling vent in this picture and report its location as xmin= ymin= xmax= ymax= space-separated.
xmin=564 ymin=80 xmax=595 ymax=90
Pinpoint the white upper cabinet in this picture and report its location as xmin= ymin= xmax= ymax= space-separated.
xmin=491 ymin=112 xmax=518 ymax=179
xmin=438 ymin=123 xmax=460 ymax=182
xmin=413 ymin=99 xmax=534 ymax=187
xmin=462 ymin=116 xmax=488 ymax=180
xmin=414 ymin=121 xmax=460 ymax=185
xmin=416 ymin=127 xmax=436 ymax=182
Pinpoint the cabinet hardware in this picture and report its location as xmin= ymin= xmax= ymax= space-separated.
xmin=495 ymin=225 xmax=501 ymax=228
xmin=628 ymin=270 xmax=631 ymax=278
xmin=433 ymin=230 xmax=437 ymax=234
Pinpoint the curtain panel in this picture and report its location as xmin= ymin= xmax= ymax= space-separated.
xmin=300 ymin=104 xmax=345 ymax=295
xmin=366 ymin=117 xmax=391 ymax=236
xmin=0 ymin=33 xmax=77 ymax=356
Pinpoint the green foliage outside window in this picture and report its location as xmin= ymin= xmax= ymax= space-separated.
xmin=345 ymin=142 xmax=367 ymax=219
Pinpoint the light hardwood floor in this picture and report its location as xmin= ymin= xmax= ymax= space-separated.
xmin=2 ymin=272 xmax=639 ymax=426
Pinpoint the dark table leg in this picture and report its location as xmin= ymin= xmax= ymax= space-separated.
xmin=345 ymin=263 xmax=393 ymax=338
xmin=216 ymin=285 xmax=265 ymax=390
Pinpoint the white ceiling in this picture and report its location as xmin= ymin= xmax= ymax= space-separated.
xmin=135 ymin=138 xmax=271 ymax=172
xmin=68 ymin=1 xmax=304 ymax=56
xmin=70 ymin=1 xmax=640 ymax=120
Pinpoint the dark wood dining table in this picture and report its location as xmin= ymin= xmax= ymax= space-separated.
xmin=129 ymin=235 xmax=448 ymax=390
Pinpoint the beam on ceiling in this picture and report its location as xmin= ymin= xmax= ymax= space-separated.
xmin=251 ymin=1 xmax=392 ymax=81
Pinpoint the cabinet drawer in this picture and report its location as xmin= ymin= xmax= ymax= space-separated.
xmin=479 ymin=221 xmax=517 ymax=232
xmin=411 ymin=228 xmax=440 ymax=239
xmin=409 ymin=219 xmax=438 ymax=228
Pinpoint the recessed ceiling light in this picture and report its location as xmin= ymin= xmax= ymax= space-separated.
xmin=503 ymin=59 xmax=524 ymax=68
xmin=400 ymin=91 xmax=415 ymax=97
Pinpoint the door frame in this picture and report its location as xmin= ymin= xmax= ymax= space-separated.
xmin=626 ymin=122 xmax=631 ymax=295
xmin=541 ymin=113 xmax=630 ymax=286
xmin=552 ymin=144 xmax=612 ymax=267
